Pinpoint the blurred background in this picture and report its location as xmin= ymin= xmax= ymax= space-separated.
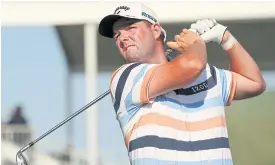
xmin=1 ymin=1 xmax=275 ymax=165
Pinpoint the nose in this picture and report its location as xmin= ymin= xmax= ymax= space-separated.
xmin=118 ymin=31 xmax=129 ymax=49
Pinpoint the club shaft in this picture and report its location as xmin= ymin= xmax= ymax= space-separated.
xmin=18 ymin=47 xmax=178 ymax=153
xmin=20 ymin=89 xmax=111 ymax=153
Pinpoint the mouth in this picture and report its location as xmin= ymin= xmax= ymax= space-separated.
xmin=124 ymin=45 xmax=135 ymax=51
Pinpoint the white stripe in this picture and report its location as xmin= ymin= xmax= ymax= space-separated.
xmin=151 ymin=102 xmax=225 ymax=122
xmin=129 ymin=147 xmax=232 ymax=162
xmin=129 ymin=125 xmax=228 ymax=142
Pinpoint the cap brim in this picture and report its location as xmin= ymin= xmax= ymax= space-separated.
xmin=99 ymin=14 xmax=143 ymax=38
xmin=98 ymin=15 xmax=126 ymax=38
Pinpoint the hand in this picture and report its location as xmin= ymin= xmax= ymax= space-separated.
xmin=166 ymin=29 xmax=203 ymax=53
xmin=190 ymin=18 xmax=227 ymax=44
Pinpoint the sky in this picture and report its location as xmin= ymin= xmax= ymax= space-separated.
xmin=1 ymin=26 xmax=129 ymax=165
xmin=1 ymin=26 xmax=275 ymax=165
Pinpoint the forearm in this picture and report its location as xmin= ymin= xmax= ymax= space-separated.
xmin=148 ymin=40 xmax=207 ymax=99
xmin=222 ymin=31 xmax=265 ymax=85
xmin=179 ymin=39 xmax=207 ymax=69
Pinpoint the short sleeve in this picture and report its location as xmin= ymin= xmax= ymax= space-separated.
xmin=110 ymin=63 xmax=158 ymax=113
xmin=216 ymin=68 xmax=237 ymax=106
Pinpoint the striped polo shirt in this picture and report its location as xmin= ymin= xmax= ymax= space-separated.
xmin=110 ymin=62 xmax=236 ymax=165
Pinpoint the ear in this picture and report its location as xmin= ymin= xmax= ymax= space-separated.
xmin=151 ymin=23 xmax=162 ymax=40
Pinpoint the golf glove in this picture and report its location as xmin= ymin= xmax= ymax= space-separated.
xmin=190 ymin=18 xmax=227 ymax=44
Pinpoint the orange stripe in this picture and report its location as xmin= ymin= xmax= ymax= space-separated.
xmin=226 ymin=72 xmax=237 ymax=105
xmin=125 ymin=113 xmax=226 ymax=148
xmin=140 ymin=66 xmax=158 ymax=103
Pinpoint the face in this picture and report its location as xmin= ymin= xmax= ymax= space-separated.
xmin=113 ymin=18 xmax=159 ymax=63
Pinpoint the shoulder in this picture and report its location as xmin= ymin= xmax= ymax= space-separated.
xmin=110 ymin=62 xmax=160 ymax=84
xmin=110 ymin=63 xmax=141 ymax=84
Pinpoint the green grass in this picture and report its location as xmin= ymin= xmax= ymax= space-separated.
xmin=225 ymin=91 xmax=275 ymax=165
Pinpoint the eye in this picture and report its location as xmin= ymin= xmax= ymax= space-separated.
xmin=113 ymin=32 xmax=120 ymax=40
xmin=128 ymin=26 xmax=136 ymax=31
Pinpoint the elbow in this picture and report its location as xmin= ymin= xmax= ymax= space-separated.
xmin=178 ymin=40 xmax=207 ymax=77
xmin=188 ymin=51 xmax=207 ymax=73
xmin=191 ymin=41 xmax=207 ymax=71
xmin=195 ymin=57 xmax=207 ymax=71
xmin=257 ymin=79 xmax=266 ymax=95
xmin=253 ymin=79 xmax=266 ymax=96
xmin=184 ymin=57 xmax=206 ymax=76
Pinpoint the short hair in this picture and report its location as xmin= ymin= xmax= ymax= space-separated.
xmin=143 ymin=20 xmax=165 ymax=44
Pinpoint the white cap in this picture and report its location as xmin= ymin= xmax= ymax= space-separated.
xmin=98 ymin=3 xmax=167 ymax=42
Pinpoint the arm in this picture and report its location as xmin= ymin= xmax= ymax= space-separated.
xmin=190 ymin=18 xmax=266 ymax=101
xmin=221 ymin=31 xmax=266 ymax=100
xmin=148 ymin=29 xmax=207 ymax=99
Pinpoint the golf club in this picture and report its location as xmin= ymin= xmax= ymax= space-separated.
xmin=15 ymin=47 xmax=177 ymax=165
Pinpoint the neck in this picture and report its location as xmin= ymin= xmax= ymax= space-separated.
xmin=146 ymin=42 xmax=168 ymax=64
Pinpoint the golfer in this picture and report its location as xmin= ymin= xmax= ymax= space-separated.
xmin=98 ymin=3 xmax=266 ymax=165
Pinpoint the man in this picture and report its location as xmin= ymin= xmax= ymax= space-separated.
xmin=98 ymin=3 xmax=266 ymax=165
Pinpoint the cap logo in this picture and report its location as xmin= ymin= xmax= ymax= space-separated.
xmin=141 ymin=12 xmax=157 ymax=23
xmin=114 ymin=6 xmax=130 ymax=14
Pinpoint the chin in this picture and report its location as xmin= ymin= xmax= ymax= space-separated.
xmin=124 ymin=50 xmax=148 ymax=63
xmin=127 ymin=57 xmax=149 ymax=64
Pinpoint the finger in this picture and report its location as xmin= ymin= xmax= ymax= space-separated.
xmin=177 ymin=40 xmax=190 ymax=49
xmin=190 ymin=23 xmax=202 ymax=34
xmin=190 ymin=23 xmax=199 ymax=31
xmin=191 ymin=22 xmax=205 ymax=35
xmin=166 ymin=41 xmax=179 ymax=49
xmin=174 ymin=35 xmax=180 ymax=42
xmin=190 ymin=26 xmax=198 ymax=33
xmin=205 ymin=19 xmax=215 ymax=28
xmin=177 ymin=36 xmax=188 ymax=44
xmin=177 ymin=36 xmax=193 ymax=47
xmin=180 ymin=32 xmax=185 ymax=37
xmin=189 ymin=29 xmax=198 ymax=34
xmin=182 ymin=29 xmax=189 ymax=34
xmin=199 ymin=21 xmax=210 ymax=32
xmin=166 ymin=41 xmax=185 ymax=52
xmin=210 ymin=18 xmax=217 ymax=25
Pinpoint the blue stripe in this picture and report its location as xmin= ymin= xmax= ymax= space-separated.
xmin=131 ymin=158 xmax=233 ymax=165
xmin=156 ymin=95 xmax=224 ymax=113
xmin=129 ymin=135 xmax=229 ymax=152
xmin=218 ymin=69 xmax=229 ymax=105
